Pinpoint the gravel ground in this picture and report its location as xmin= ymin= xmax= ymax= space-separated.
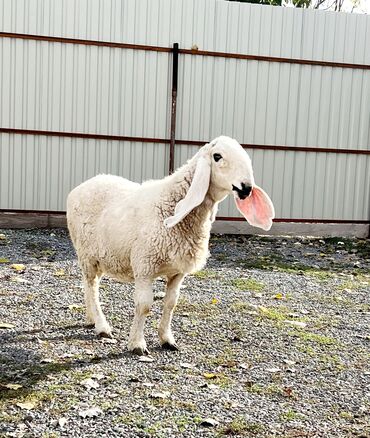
xmin=0 ymin=228 xmax=369 ymax=438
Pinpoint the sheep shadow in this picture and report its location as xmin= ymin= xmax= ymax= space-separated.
xmin=0 ymin=333 xmax=133 ymax=404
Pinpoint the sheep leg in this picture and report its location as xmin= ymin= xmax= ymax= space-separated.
xmin=159 ymin=273 xmax=184 ymax=351
xmin=82 ymin=267 xmax=112 ymax=338
xmin=128 ymin=278 xmax=153 ymax=355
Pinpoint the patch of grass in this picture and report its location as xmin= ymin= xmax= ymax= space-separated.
xmin=289 ymin=330 xmax=339 ymax=346
xmin=239 ymin=254 xmax=334 ymax=279
xmin=231 ymin=278 xmax=265 ymax=292
xmin=214 ymin=253 xmax=228 ymax=261
xmin=219 ymin=416 xmax=265 ymax=435
xmin=177 ymin=296 xmax=219 ymax=317
xmin=0 ymin=411 xmax=23 ymax=423
xmin=339 ymin=411 xmax=354 ymax=420
xmin=245 ymin=382 xmax=284 ymax=396
xmin=280 ymin=408 xmax=304 ymax=422
xmin=192 ymin=269 xmax=218 ymax=279
xmin=115 ymin=412 xmax=146 ymax=428
xmin=336 ymin=279 xmax=368 ymax=291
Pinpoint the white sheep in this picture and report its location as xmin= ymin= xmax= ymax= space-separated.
xmin=66 ymin=136 xmax=274 ymax=355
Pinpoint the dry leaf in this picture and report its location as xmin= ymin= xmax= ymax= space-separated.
xmin=16 ymin=401 xmax=35 ymax=410
xmin=80 ymin=378 xmax=100 ymax=390
xmin=68 ymin=304 xmax=84 ymax=312
xmin=54 ymin=269 xmax=65 ymax=277
xmin=284 ymin=320 xmax=307 ymax=329
xmin=11 ymin=276 xmax=29 ymax=284
xmin=274 ymin=293 xmax=284 ymax=300
xmin=0 ymin=322 xmax=15 ymax=329
xmin=266 ymin=367 xmax=281 ymax=373
xmin=11 ymin=264 xmax=25 ymax=271
xmin=100 ymin=337 xmax=117 ymax=344
xmin=211 ymin=297 xmax=219 ymax=305
xmin=203 ymin=373 xmax=217 ymax=379
xmin=0 ymin=233 xmax=6 ymax=240
xmin=0 ymin=257 xmax=9 ymax=263
xmin=150 ymin=391 xmax=170 ymax=399
xmin=78 ymin=407 xmax=103 ymax=418
xmin=3 ymin=383 xmax=23 ymax=390
xmin=180 ymin=362 xmax=195 ymax=369
xmin=91 ymin=373 xmax=106 ymax=381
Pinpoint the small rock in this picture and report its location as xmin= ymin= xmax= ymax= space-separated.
xmin=100 ymin=337 xmax=117 ymax=344
xmin=200 ymin=418 xmax=219 ymax=427
xmin=180 ymin=362 xmax=195 ymax=369
xmin=154 ymin=291 xmax=166 ymax=300
xmin=138 ymin=356 xmax=154 ymax=363
xmin=266 ymin=367 xmax=281 ymax=373
xmin=58 ymin=417 xmax=67 ymax=428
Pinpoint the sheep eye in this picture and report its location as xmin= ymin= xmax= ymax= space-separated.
xmin=213 ymin=153 xmax=222 ymax=162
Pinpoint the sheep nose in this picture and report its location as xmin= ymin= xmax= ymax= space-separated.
xmin=232 ymin=183 xmax=252 ymax=200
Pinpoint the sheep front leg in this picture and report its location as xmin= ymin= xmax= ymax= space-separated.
xmin=159 ymin=273 xmax=184 ymax=351
xmin=83 ymin=272 xmax=112 ymax=338
xmin=128 ymin=278 xmax=153 ymax=355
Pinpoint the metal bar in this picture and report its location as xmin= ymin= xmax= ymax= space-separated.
xmin=216 ymin=217 xmax=370 ymax=224
xmin=1 ymin=32 xmax=369 ymax=70
xmin=179 ymin=48 xmax=370 ymax=70
xmin=0 ymin=128 xmax=169 ymax=143
xmin=1 ymin=210 xmax=369 ymax=224
xmin=2 ymin=128 xmax=369 ymax=155
xmin=169 ymin=43 xmax=179 ymax=174
xmin=0 ymin=32 xmax=171 ymax=53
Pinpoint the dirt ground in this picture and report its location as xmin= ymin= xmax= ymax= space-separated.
xmin=0 ymin=229 xmax=369 ymax=437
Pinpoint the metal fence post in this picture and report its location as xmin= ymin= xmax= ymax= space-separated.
xmin=169 ymin=43 xmax=179 ymax=174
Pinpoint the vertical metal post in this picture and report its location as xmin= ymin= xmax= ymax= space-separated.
xmin=169 ymin=43 xmax=179 ymax=174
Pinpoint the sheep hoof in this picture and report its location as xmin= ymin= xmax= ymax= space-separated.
xmin=132 ymin=347 xmax=150 ymax=356
xmin=98 ymin=331 xmax=113 ymax=339
xmin=161 ymin=342 xmax=179 ymax=351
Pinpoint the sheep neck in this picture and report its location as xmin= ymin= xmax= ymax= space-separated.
xmin=167 ymin=160 xmax=218 ymax=228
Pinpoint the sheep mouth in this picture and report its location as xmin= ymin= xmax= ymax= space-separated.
xmin=232 ymin=183 xmax=252 ymax=200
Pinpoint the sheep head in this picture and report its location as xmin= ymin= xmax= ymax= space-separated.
xmin=164 ymin=136 xmax=275 ymax=231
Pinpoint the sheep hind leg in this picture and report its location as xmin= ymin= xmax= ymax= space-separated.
xmin=128 ymin=278 xmax=153 ymax=355
xmin=159 ymin=273 xmax=184 ymax=351
xmin=82 ymin=265 xmax=112 ymax=338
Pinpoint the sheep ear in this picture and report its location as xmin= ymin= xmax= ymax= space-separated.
xmin=164 ymin=156 xmax=211 ymax=228
xmin=235 ymin=185 xmax=275 ymax=231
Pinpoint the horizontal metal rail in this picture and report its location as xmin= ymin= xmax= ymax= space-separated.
xmin=1 ymin=128 xmax=369 ymax=155
xmin=0 ymin=210 xmax=368 ymax=224
xmin=1 ymin=32 xmax=369 ymax=70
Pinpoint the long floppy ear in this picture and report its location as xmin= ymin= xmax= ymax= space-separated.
xmin=235 ymin=185 xmax=275 ymax=231
xmin=164 ymin=155 xmax=211 ymax=228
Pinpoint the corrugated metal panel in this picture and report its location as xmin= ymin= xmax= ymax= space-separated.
xmin=0 ymin=38 xmax=170 ymax=137
xmin=0 ymin=0 xmax=369 ymax=223
xmin=0 ymin=133 xmax=168 ymax=210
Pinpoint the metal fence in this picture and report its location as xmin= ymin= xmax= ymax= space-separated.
xmin=0 ymin=0 xmax=369 ymax=232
